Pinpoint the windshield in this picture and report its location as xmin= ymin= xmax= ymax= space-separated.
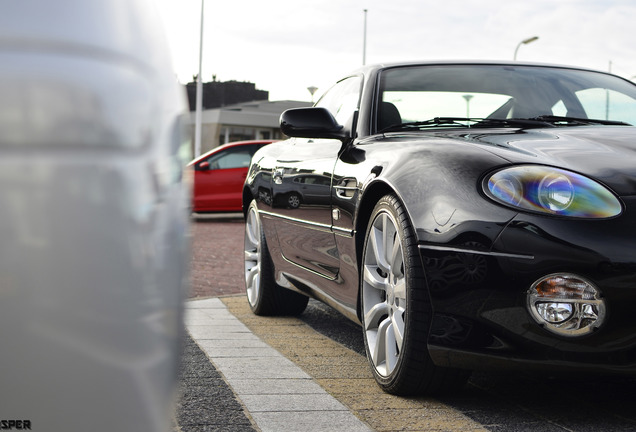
xmin=377 ymin=65 xmax=636 ymax=132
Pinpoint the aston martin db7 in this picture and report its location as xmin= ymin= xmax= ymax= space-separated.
xmin=243 ymin=61 xmax=636 ymax=395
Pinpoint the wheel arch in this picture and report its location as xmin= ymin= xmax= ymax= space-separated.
xmin=353 ymin=180 xmax=418 ymax=321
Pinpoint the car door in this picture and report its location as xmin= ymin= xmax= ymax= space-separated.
xmin=271 ymin=76 xmax=362 ymax=283
xmin=270 ymin=139 xmax=341 ymax=278
xmin=194 ymin=143 xmax=262 ymax=211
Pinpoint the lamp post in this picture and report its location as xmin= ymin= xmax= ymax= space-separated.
xmin=462 ymin=94 xmax=473 ymax=118
xmin=514 ymin=36 xmax=539 ymax=61
xmin=362 ymin=9 xmax=368 ymax=65
xmin=194 ymin=0 xmax=205 ymax=158
xmin=307 ymin=86 xmax=318 ymax=103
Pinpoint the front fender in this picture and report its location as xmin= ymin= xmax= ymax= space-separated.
xmin=357 ymin=137 xmax=518 ymax=250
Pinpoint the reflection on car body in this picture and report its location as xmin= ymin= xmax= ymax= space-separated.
xmin=272 ymin=172 xmax=332 ymax=208
xmin=241 ymin=61 xmax=636 ymax=396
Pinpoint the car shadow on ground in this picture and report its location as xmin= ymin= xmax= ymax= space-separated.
xmin=302 ymin=299 xmax=636 ymax=432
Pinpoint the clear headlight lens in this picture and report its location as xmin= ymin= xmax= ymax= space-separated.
xmin=485 ymin=166 xmax=622 ymax=218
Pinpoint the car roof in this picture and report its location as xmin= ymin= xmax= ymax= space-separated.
xmin=189 ymin=140 xmax=276 ymax=165
xmin=351 ymin=60 xmax=610 ymax=77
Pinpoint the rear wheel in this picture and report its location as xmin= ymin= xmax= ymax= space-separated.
xmin=244 ymin=200 xmax=308 ymax=316
xmin=287 ymin=193 xmax=301 ymax=208
xmin=361 ymin=194 xmax=469 ymax=395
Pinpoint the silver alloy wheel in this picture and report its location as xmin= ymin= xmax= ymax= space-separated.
xmin=362 ymin=210 xmax=406 ymax=377
xmin=244 ymin=204 xmax=261 ymax=307
xmin=288 ymin=193 xmax=300 ymax=208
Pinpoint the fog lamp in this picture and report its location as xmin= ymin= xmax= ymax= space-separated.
xmin=527 ymin=273 xmax=606 ymax=337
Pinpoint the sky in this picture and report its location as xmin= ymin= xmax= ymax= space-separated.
xmin=156 ymin=0 xmax=636 ymax=102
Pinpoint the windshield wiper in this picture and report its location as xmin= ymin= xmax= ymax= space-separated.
xmin=378 ymin=115 xmax=631 ymax=134
xmin=379 ymin=117 xmax=555 ymax=133
xmin=472 ymin=118 xmax=557 ymax=128
xmin=470 ymin=116 xmax=631 ymax=128
xmin=528 ymin=115 xmax=631 ymax=126
xmin=379 ymin=117 xmax=480 ymax=133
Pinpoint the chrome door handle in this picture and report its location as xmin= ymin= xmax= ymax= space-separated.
xmin=334 ymin=178 xmax=357 ymax=198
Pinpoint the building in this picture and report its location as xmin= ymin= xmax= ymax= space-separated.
xmin=185 ymin=79 xmax=269 ymax=110
xmin=185 ymin=79 xmax=312 ymax=155
xmin=189 ymin=100 xmax=313 ymax=154
xmin=185 ymin=80 xmax=313 ymax=155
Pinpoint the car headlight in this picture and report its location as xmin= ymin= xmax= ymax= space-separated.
xmin=484 ymin=165 xmax=622 ymax=218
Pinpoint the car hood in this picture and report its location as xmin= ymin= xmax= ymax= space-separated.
xmin=458 ymin=126 xmax=636 ymax=196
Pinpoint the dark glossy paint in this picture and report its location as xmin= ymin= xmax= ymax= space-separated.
xmin=244 ymin=62 xmax=636 ymax=374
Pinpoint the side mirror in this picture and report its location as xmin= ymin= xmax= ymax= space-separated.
xmin=198 ymin=161 xmax=210 ymax=170
xmin=280 ymin=107 xmax=349 ymax=141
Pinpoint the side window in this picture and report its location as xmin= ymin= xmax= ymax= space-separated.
xmin=205 ymin=146 xmax=254 ymax=170
xmin=294 ymin=175 xmax=330 ymax=186
xmin=315 ymin=76 xmax=362 ymax=126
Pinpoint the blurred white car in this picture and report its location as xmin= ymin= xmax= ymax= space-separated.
xmin=0 ymin=1 xmax=191 ymax=431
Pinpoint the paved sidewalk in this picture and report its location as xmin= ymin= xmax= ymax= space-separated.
xmin=175 ymin=332 xmax=257 ymax=432
xmin=184 ymin=298 xmax=373 ymax=432
xmin=180 ymin=296 xmax=489 ymax=432
xmin=189 ymin=214 xmax=245 ymax=298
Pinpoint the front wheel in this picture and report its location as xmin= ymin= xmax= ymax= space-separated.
xmin=244 ymin=200 xmax=308 ymax=316
xmin=360 ymin=194 xmax=469 ymax=395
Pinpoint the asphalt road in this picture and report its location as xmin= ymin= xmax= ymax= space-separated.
xmin=176 ymin=214 xmax=636 ymax=432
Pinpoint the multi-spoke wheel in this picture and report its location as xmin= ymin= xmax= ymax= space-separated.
xmin=244 ymin=201 xmax=263 ymax=309
xmin=362 ymin=205 xmax=406 ymax=377
xmin=287 ymin=193 xmax=301 ymax=208
xmin=361 ymin=194 xmax=469 ymax=395
xmin=244 ymin=200 xmax=308 ymax=316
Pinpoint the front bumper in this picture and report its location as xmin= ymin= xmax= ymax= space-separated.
xmin=418 ymin=197 xmax=636 ymax=374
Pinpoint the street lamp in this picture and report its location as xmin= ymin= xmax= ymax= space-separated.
xmin=307 ymin=86 xmax=318 ymax=103
xmin=462 ymin=94 xmax=473 ymax=118
xmin=514 ymin=36 xmax=539 ymax=61
xmin=362 ymin=9 xmax=368 ymax=65
xmin=194 ymin=0 xmax=205 ymax=158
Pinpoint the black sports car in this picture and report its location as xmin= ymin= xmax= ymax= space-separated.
xmin=242 ymin=61 xmax=636 ymax=395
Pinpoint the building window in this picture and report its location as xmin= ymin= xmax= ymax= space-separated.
xmin=219 ymin=127 xmax=279 ymax=145
xmin=220 ymin=127 xmax=256 ymax=144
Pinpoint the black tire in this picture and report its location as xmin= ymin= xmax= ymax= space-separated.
xmin=287 ymin=193 xmax=301 ymax=209
xmin=244 ymin=200 xmax=308 ymax=316
xmin=360 ymin=194 xmax=469 ymax=395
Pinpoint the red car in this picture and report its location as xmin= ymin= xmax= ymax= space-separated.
xmin=189 ymin=140 xmax=274 ymax=212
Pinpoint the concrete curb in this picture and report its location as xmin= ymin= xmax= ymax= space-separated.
xmin=185 ymin=296 xmax=488 ymax=432
xmin=185 ymin=298 xmax=372 ymax=432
